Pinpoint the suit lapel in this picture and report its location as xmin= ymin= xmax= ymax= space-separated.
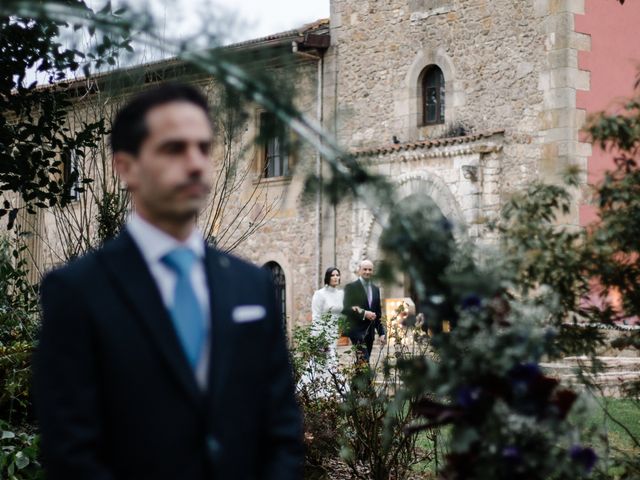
xmin=357 ymin=279 xmax=371 ymax=308
xmin=373 ymin=284 xmax=380 ymax=308
xmin=97 ymin=232 xmax=202 ymax=408
xmin=203 ymin=247 xmax=234 ymax=402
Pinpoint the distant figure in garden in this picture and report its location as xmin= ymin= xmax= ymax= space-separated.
xmin=302 ymin=267 xmax=344 ymax=385
xmin=33 ymin=83 xmax=303 ymax=480
xmin=342 ymin=259 xmax=386 ymax=363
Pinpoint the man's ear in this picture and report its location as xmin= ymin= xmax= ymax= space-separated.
xmin=113 ymin=151 xmax=137 ymax=190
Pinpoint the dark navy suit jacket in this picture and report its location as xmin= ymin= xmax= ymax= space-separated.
xmin=341 ymin=278 xmax=385 ymax=342
xmin=34 ymin=231 xmax=303 ymax=480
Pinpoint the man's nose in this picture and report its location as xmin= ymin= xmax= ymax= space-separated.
xmin=185 ymin=145 xmax=208 ymax=172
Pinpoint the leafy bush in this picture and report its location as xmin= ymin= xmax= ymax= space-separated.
xmin=0 ymin=421 xmax=42 ymax=480
xmin=0 ymin=238 xmax=38 ymax=426
xmin=292 ymin=308 xmax=434 ymax=480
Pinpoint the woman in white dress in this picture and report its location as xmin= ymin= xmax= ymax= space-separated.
xmin=300 ymin=267 xmax=344 ymax=394
xmin=310 ymin=267 xmax=344 ymax=359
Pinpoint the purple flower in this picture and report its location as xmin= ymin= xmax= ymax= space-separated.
xmin=461 ymin=294 xmax=482 ymax=310
xmin=508 ymin=363 xmax=544 ymax=398
xmin=509 ymin=363 xmax=542 ymax=382
xmin=439 ymin=217 xmax=453 ymax=232
xmin=501 ymin=446 xmax=521 ymax=463
xmin=570 ymin=445 xmax=597 ymax=473
xmin=456 ymin=386 xmax=482 ymax=409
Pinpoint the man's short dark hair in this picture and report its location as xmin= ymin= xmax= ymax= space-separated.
xmin=323 ymin=267 xmax=340 ymax=286
xmin=110 ymin=82 xmax=210 ymax=156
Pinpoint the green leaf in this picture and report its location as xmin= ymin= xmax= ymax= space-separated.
xmin=451 ymin=428 xmax=480 ymax=453
xmin=14 ymin=451 xmax=29 ymax=470
xmin=98 ymin=1 xmax=112 ymax=15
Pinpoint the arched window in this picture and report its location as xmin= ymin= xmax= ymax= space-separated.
xmin=421 ymin=65 xmax=445 ymax=126
xmin=263 ymin=261 xmax=287 ymax=330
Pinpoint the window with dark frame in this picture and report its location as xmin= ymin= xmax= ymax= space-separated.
xmin=62 ymin=150 xmax=80 ymax=201
xmin=263 ymin=261 xmax=287 ymax=330
xmin=259 ymin=111 xmax=289 ymax=178
xmin=421 ymin=65 xmax=445 ymax=126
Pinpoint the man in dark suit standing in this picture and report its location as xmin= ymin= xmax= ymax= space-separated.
xmin=342 ymin=259 xmax=386 ymax=363
xmin=33 ymin=83 xmax=303 ymax=480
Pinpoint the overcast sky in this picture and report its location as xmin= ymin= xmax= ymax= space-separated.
xmin=119 ymin=0 xmax=330 ymax=44
xmin=51 ymin=1 xmax=331 ymax=81
xmin=214 ymin=0 xmax=330 ymax=40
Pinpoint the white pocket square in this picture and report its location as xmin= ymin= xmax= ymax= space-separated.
xmin=232 ymin=305 xmax=266 ymax=323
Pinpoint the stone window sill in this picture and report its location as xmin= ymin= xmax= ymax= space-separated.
xmin=253 ymin=175 xmax=292 ymax=186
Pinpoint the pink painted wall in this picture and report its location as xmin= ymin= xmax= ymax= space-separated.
xmin=575 ymin=0 xmax=640 ymax=225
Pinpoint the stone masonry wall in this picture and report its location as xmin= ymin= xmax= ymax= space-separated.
xmin=327 ymin=0 xmax=548 ymax=192
xmin=325 ymin=0 xmax=586 ymax=303
xmin=24 ymin=1 xmax=592 ymax=331
xmin=231 ymin=57 xmax=322 ymax=332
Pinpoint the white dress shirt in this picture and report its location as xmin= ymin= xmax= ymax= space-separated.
xmin=126 ymin=213 xmax=210 ymax=388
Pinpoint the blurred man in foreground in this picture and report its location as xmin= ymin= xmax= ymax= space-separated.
xmin=34 ymin=83 xmax=303 ymax=480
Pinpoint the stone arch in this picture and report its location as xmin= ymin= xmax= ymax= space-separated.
xmin=396 ymin=47 xmax=465 ymax=139
xmin=352 ymin=171 xmax=465 ymax=300
xmin=359 ymin=170 xmax=466 ymax=264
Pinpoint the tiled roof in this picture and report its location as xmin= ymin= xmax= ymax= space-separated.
xmin=35 ymin=18 xmax=330 ymax=92
xmin=352 ymin=130 xmax=505 ymax=157
xmin=226 ymin=18 xmax=329 ymax=49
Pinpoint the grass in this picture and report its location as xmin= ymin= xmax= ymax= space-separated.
xmin=580 ymin=397 xmax=640 ymax=453
xmin=412 ymin=428 xmax=449 ymax=477
xmin=410 ymin=397 xmax=640 ymax=477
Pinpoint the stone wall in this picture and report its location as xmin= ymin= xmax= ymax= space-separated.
xmin=230 ymin=57 xmax=323 ymax=332
xmin=326 ymin=0 xmax=587 ymax=210
xmin=323 ymin=0 xmax=588 ymax=307
xmin=21 ymin=1 xmax=597 ymax=332
xmin=25 ymin=58 xmax=324 ymax=334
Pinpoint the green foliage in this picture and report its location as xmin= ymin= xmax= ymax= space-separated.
xmin=493 ymin=171 xmax=606 ymax=356
xmin=588 ymin=99 xmax=640 ymax=153
xmin=290 ymin=321 xmax=345 ymax=476
xmin=582 ymin=399 xmax=640 ymax=451
xmin=96 ymin=191 xmax=127 ymax=245
xmin=382 ymin=232 xmax=594 ymax=479
xmin=0 ymin=1 xmax=131 ymax=226
xmin=588 ymin=163 xmax=640 ymax=323
xmin=0 ymin=421 xmax=42 ymax=480
xmin=291 ymin=310 xmax=432 ymax=479
xmin=0 ymin=237 xmax=38 ymax=426
xmin=0 ymin=3 xmax=635 ymax=480
xmin=487 ymin=80 xmax=640 ymax=477
xmin=494 ymin=83 xmax=640 ymax=333
xmin=338 ymin=369 xmax=429 ymax=480
xmin=584 ymin=398 xmax=640 ymax=480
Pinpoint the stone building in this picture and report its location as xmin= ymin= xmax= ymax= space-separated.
xmin=27 ymin=0 xmax=640 ymax=333
xmin=238 ymin=0 xmax=640 ymax=333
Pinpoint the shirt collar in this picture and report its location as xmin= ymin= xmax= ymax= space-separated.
xmin=127 ymin=212 xmax=205 ymax=265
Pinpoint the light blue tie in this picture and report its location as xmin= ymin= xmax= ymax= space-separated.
xmin=161 ymin=248 xmax=205 ymax=370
